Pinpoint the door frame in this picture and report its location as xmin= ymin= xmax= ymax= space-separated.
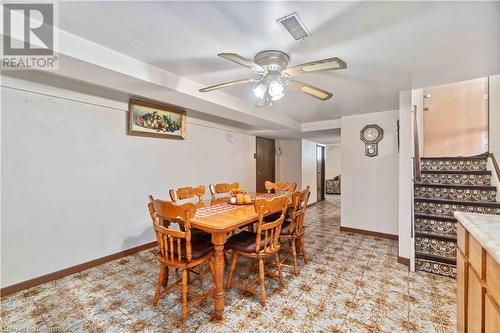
xmin=316 ymin=144 xmax=326 ymax=202
xmin=255 ymin=137 xmax=275 ymax=193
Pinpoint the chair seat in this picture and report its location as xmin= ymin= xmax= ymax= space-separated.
xmin=226 ymin=231 xmax=271 ymax=253
xmin=173 ymin=238 xmax=213 ymax=259
xmin=192 ymin=229 xmax=211 ymax=241
xmin=263 ymin=206 xmax=293 ymax=224
xmin=280 ymin=221 xmax=292 ymax=235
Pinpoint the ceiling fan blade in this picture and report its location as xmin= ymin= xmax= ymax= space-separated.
xmin=283 ymin=57 xmax=347 ymax=77
xmin=199 ymin=78 xmax=258 ymax=92
xmin=285 ymin=79 xmax=333 ymax=101
xmin=218 ymin=53 xmax=266 ymax=74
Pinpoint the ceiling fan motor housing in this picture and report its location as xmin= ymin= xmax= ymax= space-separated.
xmin=254 ymin=50 xmax=290 ymax=72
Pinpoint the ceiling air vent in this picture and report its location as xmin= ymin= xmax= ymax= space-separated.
xmin=277 ymin=12 xmax=311 ymax=40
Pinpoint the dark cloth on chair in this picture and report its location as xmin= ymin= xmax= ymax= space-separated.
xmin=226 ymin=231 xmax=272 ymax=253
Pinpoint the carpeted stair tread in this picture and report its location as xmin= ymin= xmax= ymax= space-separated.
xmin=421 ymin=170 xmax=491 ymax=175
xmin=414 ymin=214 xmax=457 ymax=222
xmin=415 ymin=252 xmax=456 ymax=265
xmin=414 ymin=197 xmax=500 ymax=208
xmin=415 ymin=231 xmax=457 ymax=241
xmin=414 ymin=183 xmax=496 ymax=190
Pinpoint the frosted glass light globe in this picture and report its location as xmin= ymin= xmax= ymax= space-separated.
xmin=253 ymin=83 xmax=267 ymax=99
xmin=268 ymin=80 xmax=284 ymax=97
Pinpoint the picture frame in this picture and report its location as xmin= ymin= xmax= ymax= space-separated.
xmin=128 ymin=98 xmax=186 ymax=139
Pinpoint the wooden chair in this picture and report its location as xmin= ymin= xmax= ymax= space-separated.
xmin=279 ymin=186 xmax=311 ymax=276
xmin=225 ymin=195 xmax=288 ymax=306
xmin=148 ymin=198 xmax=215 ymax=320
xmin=264 ymin=181 xmax=297 ymax=194
xmin=169 ymin=185 xmax=206 ymax=203
xmin=209 ymin=182 xmax=239 ymax=199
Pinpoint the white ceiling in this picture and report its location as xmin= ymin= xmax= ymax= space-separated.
xmin=58 ymin=1 xmax=499 ymax=124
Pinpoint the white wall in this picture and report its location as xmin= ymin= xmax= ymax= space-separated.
xmin=275 ymin=139 xmax=302 ymax=187
xmin=302 ymin=140 xmax=318 ymax=204
xmin=490 ymin=75 xmax=500 ymax=162
xmin=1 ymin=76 xmax=256 ymax=287
xmin=398 ymin=91 xmax=414 ymax=261
xmin=341 ymin=110 xmax=399 ymax=236
xmin=326 ymin=144 xmax=341 ymax=179
xmin=275 ymin=138 xmax=320 ymax=204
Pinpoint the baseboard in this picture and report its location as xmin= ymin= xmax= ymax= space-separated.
xmin=307 ymin=201 xmax=319 ymax=208
xmin=397 ymin=256 xmax=410 ymax=266
xmin=340 ymin=226 xmax=398 ymax=240
xmin=0 ymin=241 xmax=156 ymax=297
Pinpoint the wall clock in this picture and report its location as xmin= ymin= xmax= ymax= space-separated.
xmin=360 ymin=124 xmax=383 ymax=157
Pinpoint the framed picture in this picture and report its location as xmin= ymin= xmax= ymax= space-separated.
xmin=128 ymin=98 xmax=186 ymax=139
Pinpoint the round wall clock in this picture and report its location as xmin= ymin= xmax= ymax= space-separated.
xmin=360 ymin=124 xmax=383 ymax=157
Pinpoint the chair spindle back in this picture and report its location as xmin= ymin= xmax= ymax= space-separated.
xmin=209 ymin=182 xmax=239 ymax=199
xmin=148 ymin=198 xmax=197 ymax=264
xmin=254 ymin=195 xmax=288 ymax=254
xmin=169 ymin=185 xmax=206 ymax=203
xmin=288 ymin=186 xmax=311 ymax=236
xmin=264 ymin=181 xmax=297 ymax=195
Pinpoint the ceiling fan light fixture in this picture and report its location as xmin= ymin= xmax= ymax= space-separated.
xmin=268 ymin=79 xmax=284 ymax=97
xmin=271 ymin=92 xmax=284 ymax=101
xmin=253 ymin=83 xmax=267 ymax=99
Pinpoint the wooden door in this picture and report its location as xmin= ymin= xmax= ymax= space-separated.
xmin=256 ymin=137 xmax=275 ymax=193
xmin=423 ymin=77 xmax=489 ymax=157
xmin=316 ymin=145 xmax=325 ymax=201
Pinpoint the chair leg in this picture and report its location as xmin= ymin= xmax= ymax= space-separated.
xmin=274 ymin=253 xmax=285 ymax=288
xmin=299 ymin=237 xmax=308 ymax=263
xmin=154 ymin=265 xmax=166 ymax=305
xmin=226 ymin=252 xmax=239 ymax=289
xmin=162 ymin=266 xmax=169 ymax=287
xmin=199 ymin=264 xmax=205 ymax=287
xmin=258 ymin=258 xmax=266 ymax=307
xmin=291 ymin=239 xmax=299 ymax=276
xmin=181 ymin=268 xmax=188 ymax=321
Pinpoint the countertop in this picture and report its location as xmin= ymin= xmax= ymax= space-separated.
xmin=454 ymin=211 xmax=500 ymax=264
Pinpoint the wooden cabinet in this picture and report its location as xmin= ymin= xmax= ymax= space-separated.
xmin=485 ymin=295 xmax=500 ymax=333
xmin=457 ymin=250 xmax=468 ymax=333
xmin=457 ymin=223 xmax=500 ymax=333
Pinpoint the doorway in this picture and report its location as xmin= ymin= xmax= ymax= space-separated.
xmin=423 ymin=77 xmax=489 ymax=157
xmin=316 ymin=145 xmax=325 ymax=202
xmin=256 ymin=137 xmax=275 ymax=193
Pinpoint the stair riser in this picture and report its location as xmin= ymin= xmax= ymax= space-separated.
xmin=415 ymin=236 xmax=456 ymax=260
xmin=415 ymin=259 xmax=456 ymax=278
xmin=420 ymin=174 xmax=491 ymax=186
xmin=415 ymin=202 xmax=499 ymax=217
xmin=414 ymin=187 xmax=497 ymax=202
xmin=421 ymin=159 xmax=487 ymax=172
xmin=415 ymin=218 xmax=457 ymax=238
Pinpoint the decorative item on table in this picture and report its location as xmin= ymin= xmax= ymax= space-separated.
xmin=229 ymin=189 xmax=254 ymax=205
xmin=128 ymin=98 xmax=186 ymax=139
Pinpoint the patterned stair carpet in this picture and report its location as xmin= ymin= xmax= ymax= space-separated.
xmin=1 ymin=196 xmax=456 ymax=332
xmin=414 ymin=156 xmax=500 ymax=277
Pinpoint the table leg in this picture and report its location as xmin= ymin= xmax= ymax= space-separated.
xmin=212 ymin=232 xmax=227 ymax=320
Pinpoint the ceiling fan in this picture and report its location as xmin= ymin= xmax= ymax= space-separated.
xmin=199 ymin=50 xmax=347 ymax=107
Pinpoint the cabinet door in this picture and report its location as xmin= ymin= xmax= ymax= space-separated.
xmin=457 ymin=250 xmax=468 ymax=333
xmin=468 ymin=266 xmax=485 ymax=333
xmin=485 ymin=295 xmax=500 ymax=333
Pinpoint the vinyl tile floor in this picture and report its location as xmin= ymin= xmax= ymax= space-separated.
xmin=1 ymin=195 xmax=456 ymax=332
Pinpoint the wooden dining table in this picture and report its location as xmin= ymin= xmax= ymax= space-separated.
xmin=190 ymin=193 xmax=284 ymax=320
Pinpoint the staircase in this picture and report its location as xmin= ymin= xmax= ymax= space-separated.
xmin=413 ymin=155 xmax=500 ymax=277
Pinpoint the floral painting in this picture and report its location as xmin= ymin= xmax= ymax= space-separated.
xmin=128 ymin=98 xmax=186 ymax=139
